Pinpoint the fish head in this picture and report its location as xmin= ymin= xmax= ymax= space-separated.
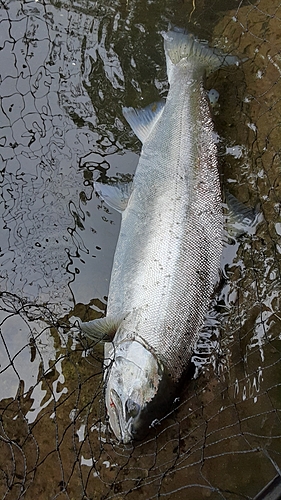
xmin=104 ymin=340 xmax=175 ymax=444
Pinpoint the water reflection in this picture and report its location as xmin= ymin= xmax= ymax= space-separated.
xmin=0 ymin=0 xmax=280 ymax=498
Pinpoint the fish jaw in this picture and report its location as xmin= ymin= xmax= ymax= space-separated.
xmin=104 ymin=340 xmax=176 ymax=443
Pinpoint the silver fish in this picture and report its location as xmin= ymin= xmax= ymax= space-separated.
xmin=81 ymin=29 xmax=238 ymax=443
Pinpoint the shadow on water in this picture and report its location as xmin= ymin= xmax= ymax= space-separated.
xmin=0 ymin=0 xmax=281 ymax=498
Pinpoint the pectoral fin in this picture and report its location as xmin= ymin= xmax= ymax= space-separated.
xmin=80 ymin=314 xmax=124 ymax=342
xmin=123 ymin=100 xmax=165 ymax=143
xmin=95 ymin=181 xmax=133 ymax=212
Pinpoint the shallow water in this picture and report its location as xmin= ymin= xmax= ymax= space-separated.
xmin=0 ymin=0 xmax=281 ymax=498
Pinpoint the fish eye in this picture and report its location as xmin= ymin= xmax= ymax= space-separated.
xmin=125 ymin=399 xmax=140 ymax=420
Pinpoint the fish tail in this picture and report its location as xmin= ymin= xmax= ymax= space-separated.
xmin=163 ymin=28 xmax=238 ymax=77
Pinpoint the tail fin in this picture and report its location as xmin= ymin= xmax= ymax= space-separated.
xmin=163 ymin=29 xmax=238 ymax=78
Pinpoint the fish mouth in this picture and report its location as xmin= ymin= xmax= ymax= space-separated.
xmin=109 ymin=389 xmax=139 ymax=444
xmin=120 ymin=421 xmax=135 ymax=445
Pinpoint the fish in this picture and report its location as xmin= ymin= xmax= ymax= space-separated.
xmin=81 ymin=28 xmax=239 ymax=444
